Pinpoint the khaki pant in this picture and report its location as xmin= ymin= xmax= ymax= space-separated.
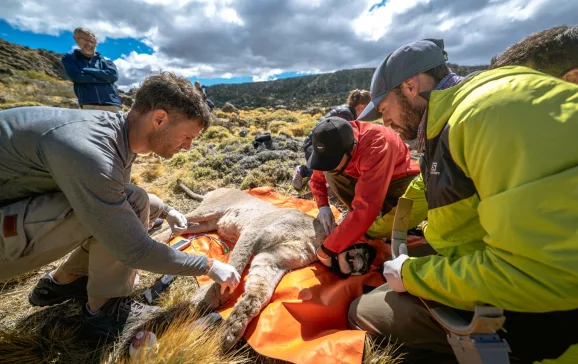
xmin=324 ymin=171 xmax=416 ymax=215
xmin=81 ymin=104 xmax=122 ymax=112
xmin=0 ymin=185 xmax=164 ymax=299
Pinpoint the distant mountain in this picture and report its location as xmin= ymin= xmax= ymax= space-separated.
xmin=205 ymin=63 xmax=488 ymax=110
xmin=0 ymin=37 xmax=488 ymax=110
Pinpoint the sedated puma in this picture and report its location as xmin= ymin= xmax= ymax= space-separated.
xmin=176 ymin=180 xmax=375 ymax=351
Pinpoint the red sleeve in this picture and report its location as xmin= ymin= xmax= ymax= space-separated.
xmin=310 ymin=169 xmax=329 ymax=207
xmin=323 ymin=135 xmax=396 ymax=254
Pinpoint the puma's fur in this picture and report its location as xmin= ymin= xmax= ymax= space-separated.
xmin=179 ymin=182 xmax=369 ymax=351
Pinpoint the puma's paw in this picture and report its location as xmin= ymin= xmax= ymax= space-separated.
xmin=220 ymin=325 xmax=243 ymax=353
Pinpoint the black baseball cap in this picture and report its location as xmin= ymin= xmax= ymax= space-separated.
xmin=307 ymin=117 xmax=355 ymax=171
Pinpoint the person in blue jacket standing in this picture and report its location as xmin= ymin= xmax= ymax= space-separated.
xmin=61 ymin=27 xmax=122 ymax=112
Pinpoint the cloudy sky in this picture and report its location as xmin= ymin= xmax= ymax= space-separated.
xmin=1 ymin=0 xmax=576 ymax=88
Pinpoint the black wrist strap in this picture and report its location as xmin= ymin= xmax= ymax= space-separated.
xmin=321 ymin=244 xmax=338 ymax=258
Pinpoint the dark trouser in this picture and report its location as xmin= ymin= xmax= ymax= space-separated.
xmin=349 ymin=286 xmax=578 ymax=364
xmin=349 ymin=284 xmax=459 ymax=364
xmin=324 ymin=171 xmax=416 ymax=214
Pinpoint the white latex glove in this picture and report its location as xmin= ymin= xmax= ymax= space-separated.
xmin=207 ymin=260 xmax=241 ymax=294
xmin=166 ymin=209 xmax=188 ymax=235
xmin=382 ymin=254 xmax=409 ymax=292
xmin=317 ymin=206 xmax=335 ymax=236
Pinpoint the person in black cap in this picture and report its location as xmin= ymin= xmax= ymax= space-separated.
xmin=308 ymin=116 xmax=420 ymax=274
xmin=348 ymin=38 xmax=578 ymax=364
xmin=291 ymin=89 xmax=372 ymax=190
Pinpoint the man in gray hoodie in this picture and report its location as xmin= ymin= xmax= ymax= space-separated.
xmin=0 ymin=71 xmax=240 ymax=338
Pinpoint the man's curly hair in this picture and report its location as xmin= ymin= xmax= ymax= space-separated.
xmin=132 ymin=71 xmax=212 ymax=130
xmin=490 ymin=25 xmax=578 ymax=77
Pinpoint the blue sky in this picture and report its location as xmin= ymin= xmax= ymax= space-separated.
xmin=0 ymin=18 xmax=309 ymax=86
xmin=1 ymin=0 xmax=575 ymax=89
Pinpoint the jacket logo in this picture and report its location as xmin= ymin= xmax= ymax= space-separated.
xmin=430 ymin=162 xmax=440 ymax=175
xmin=316 ymin=143 xmax=325 ymax=152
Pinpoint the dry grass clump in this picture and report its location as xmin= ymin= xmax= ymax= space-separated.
xmin=0 ymin=101 xmax=45 ymax=110
xmin=107 ymin=308 xmax=252 ymax=364
xmin=0 ymin=71 xmax=76 ymax=110
xmin=363 ymin=336 xmax=406 ymax=364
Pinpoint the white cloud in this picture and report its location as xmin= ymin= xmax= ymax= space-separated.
xmin=252 ymin=68 xmax=284 ymax=82
xmin=1 ymin=0 xmax=575 ymax=87
xmin=353 ymin=0 xmax=429 ymax=41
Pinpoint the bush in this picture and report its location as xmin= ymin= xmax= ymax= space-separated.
xmin=270 ymin=109 xmax=291 ymax=118
xmin=190 ymin=166 xmax=219 ymax=180
xmin=282 ymin=115 xmax=298 ymax=123
xmin=199 ymin=126 xmax=231 ymax=142
xmin=16 ymin=70 xmax=60 ymax=84
xmin=288 ymin=125 xmax=305 ymax=137
xmin=269 ymin=120 xmax=289 ymax=134
xmin=167 ymin=150 xmax=203 ymax=168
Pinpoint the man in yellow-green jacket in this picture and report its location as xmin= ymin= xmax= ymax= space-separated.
xmin=349 ymin=38 xmax=578 ymax=364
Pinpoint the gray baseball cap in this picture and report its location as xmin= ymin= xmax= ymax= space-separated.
xmin=358 ymin=38 xmax=448 ymax=121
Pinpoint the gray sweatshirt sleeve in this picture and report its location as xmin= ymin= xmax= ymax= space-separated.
xmin=39 ymin=128 xmax=208 ymax=276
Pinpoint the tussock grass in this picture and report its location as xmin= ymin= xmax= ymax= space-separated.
xmin=363 ymin=336 xmax=406 ymax=364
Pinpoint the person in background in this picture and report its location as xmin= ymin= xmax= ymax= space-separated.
xmin=490 ymin=25 xmax=578 ymax=84
xmin=195 ymin=80 xmax=215 ymax=111
xmin=61 ymin=27 xmax=122 ymax=112
xmin=291 ymin=89 xmax=371 ymax=190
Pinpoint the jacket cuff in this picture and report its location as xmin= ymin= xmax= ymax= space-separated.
xmin=321 ymin=243 xmax=339 ymax=258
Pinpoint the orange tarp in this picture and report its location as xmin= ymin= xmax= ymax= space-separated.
xmin=170 ymin=186 xmax=426 ymax=364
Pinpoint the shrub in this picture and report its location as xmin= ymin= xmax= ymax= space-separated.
xmin=199 ymin=126 xmax=231 ymax=142
xmin=288 ymin=125 xmax=305 ymax=137
xmin=16 ymin=70 xmax=60 ymax=84
xmin=269 ymin=120 xmax=289 ymax=134
xmin=282 ymin=115 xmax=298 ymax=123
xmin=190 ymin=166 xmax=219 ymax=180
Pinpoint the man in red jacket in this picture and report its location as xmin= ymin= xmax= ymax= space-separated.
xmin=308 ymin=116 xmax=420 ymax=274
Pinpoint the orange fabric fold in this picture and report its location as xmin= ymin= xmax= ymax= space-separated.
xmin=169 ymin=186 xmax=427 ymax=364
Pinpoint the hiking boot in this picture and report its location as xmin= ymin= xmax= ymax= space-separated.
xmin=28 ymin=272 xmax=88 ymax=307
xmin=292 ymin=166 xmax=304 ymax=190
xmin=82 ymin=296 xmax=162 ymax=340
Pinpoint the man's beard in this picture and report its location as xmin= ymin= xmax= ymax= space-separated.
xmin=147 ymin=127 xmax=176 ymax=158
xmin=393 ymin=88 xmax=424 ymax=141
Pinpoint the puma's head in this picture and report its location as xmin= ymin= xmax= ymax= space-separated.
xmin=340 ymin=244 xmax=377 ymax=275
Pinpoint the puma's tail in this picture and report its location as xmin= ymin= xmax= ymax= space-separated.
xmin=177 ymin=179 xmax=205 ymax=201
